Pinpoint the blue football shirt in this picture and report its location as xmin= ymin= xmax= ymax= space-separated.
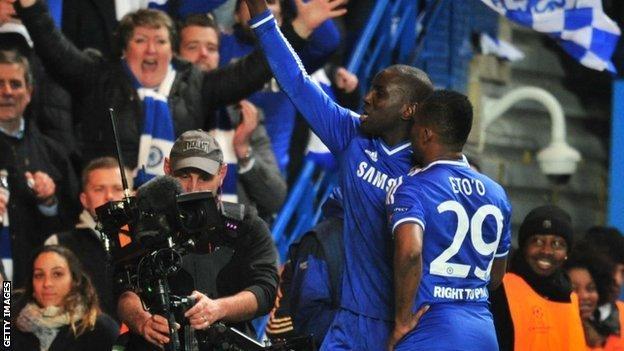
xmin=251 ymin=12 xmax=413 ymax=320
xmin=387 ymin=158 xmax=512 ymax=310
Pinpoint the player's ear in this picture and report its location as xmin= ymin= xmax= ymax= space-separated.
xmin=400 ymin=103 xmax=417 ymax=121
xmin=422 ymin=126 xmax=434 ymax=144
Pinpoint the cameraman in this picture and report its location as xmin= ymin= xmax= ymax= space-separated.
xmin=117 ymin=130 xmax=279 ymax=348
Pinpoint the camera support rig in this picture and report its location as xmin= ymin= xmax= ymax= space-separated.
xmin=95 ymin=109 xmax=315 ymax=350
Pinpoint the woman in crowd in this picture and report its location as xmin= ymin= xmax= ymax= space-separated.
xmin=12 ymin=0 xmax=271 ymax=184
xmin=10 ymin=0 xmax=341 ymax=186
xmin=489 ymin=205 xmax=586 ymax=351
xmin=567 ymin=244 xmax=624 ymax=350
xmin=12 ymin=245 xmax=118 ymax=350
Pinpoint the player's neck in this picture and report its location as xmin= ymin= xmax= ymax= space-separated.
xmin=423 ymin=150 xmax=463 ymax=166
xmin=380 ymin=130 xmax=409 ymax=148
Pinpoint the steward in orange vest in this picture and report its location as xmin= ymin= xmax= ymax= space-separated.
xmin=490 ymin=205 xmax=586 ymax=351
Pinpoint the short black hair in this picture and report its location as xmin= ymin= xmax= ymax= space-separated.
xmin=177 ymin=13 xmax=220 ymax=51
xmin=583 ymin=226 xmax=624 ymax=264
xmin=416 ymin=89 xmax=473 ymax=151
xmin=179 ymin=13 xmax=219 ymax=34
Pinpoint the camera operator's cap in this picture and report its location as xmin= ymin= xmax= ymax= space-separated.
xmin=170 ymin=130 xmax=223 ymax=175
xmin=518 ymin=205 xmax=574 ymax=250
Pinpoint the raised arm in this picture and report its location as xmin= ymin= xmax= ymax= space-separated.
xmin=235 ymin=103 xmax=287 ymax=217
xmin=203 ymin=0 xmax=343 ymax=112
xmin=244 ymin=0 xmax=359 ymax=155
xmin=16 ymin=0 xmax=104 ymax=95
xmin=200 ymin=47 xmax=273 ymax=111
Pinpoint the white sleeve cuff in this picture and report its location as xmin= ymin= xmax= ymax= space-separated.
xmin=494 ymin=250 xmax=509 ymax=258
xmin=392 ymin=217 xmax=425 ymax=234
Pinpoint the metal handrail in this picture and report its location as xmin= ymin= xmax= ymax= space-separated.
xmin=346 ymin=0 xmax=446 ymax=92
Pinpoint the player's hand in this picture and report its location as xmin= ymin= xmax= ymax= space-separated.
xmin=184 ymin=290 xmax=224 ymax=330
xmin=292 ymin=0 xmax=348 ymax=38
xmin=243 ymin=0 xmax=269 ymax=17
xmin=25 ymin=171 xmax=57 ymax=205
xmin=138 ymin=314 xmax=171 ymax=347
xmin=387 ymin=304 xmax=429 ymax=351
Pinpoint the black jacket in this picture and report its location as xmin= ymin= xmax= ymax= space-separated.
xmin=169 ymin=203 xmax=279 ymax=335
xmin=17 ymin=1 xmax=274 ymax=168
xmin=46 ymin=212 xmax=117 ymax=320
xmin=119 ymin=203 xmax=278 ymax=350
xmin=61 ymin=0 xmax=117 ymax=58
xmin=12 ymin=313 xmax=119 ymax=351
xmin=0 ymin=119 xmax=80 ymax=288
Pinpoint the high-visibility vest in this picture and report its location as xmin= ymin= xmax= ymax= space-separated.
xmin=503 ymin=272 xmax=586 ymax=351
xmin=588 ymin=301 xmax=624 ymax=351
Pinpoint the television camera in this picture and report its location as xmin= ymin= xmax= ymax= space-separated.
xmin=93 ymin=109 xmax=313 ymax=351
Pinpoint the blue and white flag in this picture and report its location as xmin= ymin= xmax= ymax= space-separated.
xmin=135 ymin=66 xmax=176 ymax=187
xmin=480 ymin=0 xmax=621 ymax=72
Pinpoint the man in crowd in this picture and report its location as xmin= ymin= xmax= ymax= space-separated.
xmin=490 ymin=205 xmax=586 ymax=351
xmin=243 ymin=0 xmax=433 ymax=348
xmin=45 ymin=157 xmax=132 ymax=319
xmin=386 ymin=90 xmax=512 ymax=350
xmin=177 ymin=14 xmax=287 ymax=220
xmin=0 ymin=49 xmax=78 ymax=287
xmin=117 ymin=129 xmax=278 ymax=349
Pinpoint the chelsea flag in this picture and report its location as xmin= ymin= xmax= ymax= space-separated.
xmin=480 ymin=0 xmax=621 ymax=72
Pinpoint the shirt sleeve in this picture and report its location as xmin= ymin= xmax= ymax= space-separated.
xmin=386 ymin=177 xmax=426 ymax=235
xmin=250 ymin=11 xmax=360 ymax=155
xmin=240 ymin=214 xmax=280 ymax=316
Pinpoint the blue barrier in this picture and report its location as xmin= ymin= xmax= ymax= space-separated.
xmin=346 ymin=0 xmax=446 ymax=93
xmin=609 ymin=80 xmax=624 ymax=301
xmin=271 ymin=159 xmax=337 ymax=263
xmin=346 ymin=0 xmax=390 ymax=74
xmin=609 ymin=80 xmax=624 ymax=233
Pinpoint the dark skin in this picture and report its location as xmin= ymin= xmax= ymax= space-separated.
xmin=244 ymin=0 xmax=416 ymax=148
xmin=388 ymin=118 xmax=508 ymax=350
xmin=361 ymin=69 xmax=417 ymax=146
